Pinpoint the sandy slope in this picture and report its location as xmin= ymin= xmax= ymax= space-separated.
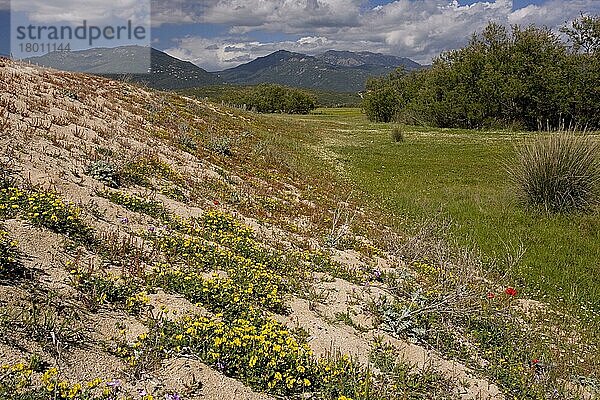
xmin=0 ymin=58 xmax=506 ymax=399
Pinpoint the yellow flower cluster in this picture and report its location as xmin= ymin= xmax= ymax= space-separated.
xmin=25 ymin=192 xmax=81 ymax=231
xmin=153 ymin=260 xmax=285 ymax=314
xmin=0 ymin=187 xmax=25 ymax=217
xmin=412 ymin=261 xmax=459 ymax=288
xmin=151 ymin=230 xmax=235 ymax=268
xmin=124 ymin=311 xmax=317 ymax=396
xmin=120 ymin=308 xmax=378 ymax=399
xmin=70 ymin=268 xmax=148 ymax=314
xmin=94 ymin=195 xmax=390 ymax=399
xmin=149 ymin=222 xmax=287 ymax=305
xmin=0 ymin=187 xmax=93 ymax=244
xmin=198 ymin=210 xmax=254 ymax=238
xmin=0 ymin=364 xmax=112 ymax=400
xmin=0 ymin=362 xmax=32 ymax=391
xmin=125 ymin=291 xmax=151 ymax=314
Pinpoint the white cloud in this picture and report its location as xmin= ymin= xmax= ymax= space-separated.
xmin=357 ymin=0 xmax=513 ymax=60
xmin=508 ymin=0 xmax=597 ymax=27
xmin=170 ymin=0 xmax=600 ymax=70
xmin=10 ymin=0 xmax=150 ymax=25
xmin=200 ymin=0 xmax=363 ymax=33
xmin=10 ymin=0 xmax=600 ymax=69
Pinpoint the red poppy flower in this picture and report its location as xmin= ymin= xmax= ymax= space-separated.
xmin=213 ymin=200 xmax=220 ymax=206
xmin=504 ymin=287 xmax=517 ymax=297
xmin=487 ymin=292 xmax=495 ymax=299
xmin=531 ymin=359 xmax=539 ymax=364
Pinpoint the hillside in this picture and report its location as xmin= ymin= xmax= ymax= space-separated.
xmin=0 ymin=59 xmax=598 ymax=400
xmin=213 ymin=50 xmax=420 ymax=92
xmin=26 ymin=46 xmax=223 ymax=90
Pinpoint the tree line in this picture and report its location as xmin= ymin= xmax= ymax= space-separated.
xmin=220 ymin=84 xmax=316 ymax=114
xmin=363 ymin=15 xmax=600 ymax=131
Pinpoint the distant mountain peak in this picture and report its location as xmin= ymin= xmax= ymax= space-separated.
xmin=215 ymin=49 xmax=421 ymax=92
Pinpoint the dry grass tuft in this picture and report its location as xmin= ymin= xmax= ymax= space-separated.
xmin=508 ymin=133 xmax=600 ymax=213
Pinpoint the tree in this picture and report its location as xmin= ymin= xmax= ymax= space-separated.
xmin=362 ymin=18 xmax=599 ymax=131
xmin=224 ymin=84 xmax=316 ymax=114
xmin=362 ymin=69 xmax=410 ymax=123
xmin=561 ymin=14 xmax=600 ymax=55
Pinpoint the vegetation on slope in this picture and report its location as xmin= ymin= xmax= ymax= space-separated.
xmin=1 ymin=58 xmax=599 ymax=400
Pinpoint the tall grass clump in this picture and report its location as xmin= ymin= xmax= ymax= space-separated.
xmin=391 ymin=126 xmax=405 ymax=143
xmin=509 ymin=133 xmax=600 ymax=213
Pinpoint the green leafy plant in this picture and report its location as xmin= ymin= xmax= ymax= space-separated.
xmin=100 ymin=190 xmax=169 ymax=220
xmin=69 ymin=264 xmax=149 ymax=314
xmin=86 ymin=161 xmax=120 ymax=188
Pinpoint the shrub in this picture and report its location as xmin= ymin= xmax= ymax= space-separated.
xmin=363 ymin=86 xmax=399 ymax=123
xmin=178 ymin=133 xmax=198 ymax=151
xmin=86 ymin=161 xmax=120 ymax=188
xmin=208 ymin=135 xmax=233 ymax=156
xmin=509 ymin=133 xmax=600 ymax=212
xmin=220 ymin=84 xmax=316 ymax=114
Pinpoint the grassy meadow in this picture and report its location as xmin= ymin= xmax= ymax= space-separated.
xmin=274 ymin=108 xmax=600 ymax=315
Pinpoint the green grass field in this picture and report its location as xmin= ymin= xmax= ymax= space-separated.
xmin=276 ymin=108 xmax=600 ymax=315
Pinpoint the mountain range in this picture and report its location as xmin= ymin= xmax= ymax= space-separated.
xmin=214 ymin=49 xmax=420 ymax=92
xmin=26 ymin=46 xmax=421 ymax=92
xmin=26 ymin=46 xmax=222 ymax=90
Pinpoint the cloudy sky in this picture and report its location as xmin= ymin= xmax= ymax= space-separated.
xmin=2 ymin=0 xmax=600 ymax=71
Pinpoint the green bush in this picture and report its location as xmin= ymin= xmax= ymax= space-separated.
xmin=509 ymin=133 xmax=600 ymax=212
xmin=222 ymin=84 xmax=316 ymax=114
xmin=208 ymin=135 xmax=233 ymax=156
xmin=363 ymin=86 xmax=399 ymax=123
